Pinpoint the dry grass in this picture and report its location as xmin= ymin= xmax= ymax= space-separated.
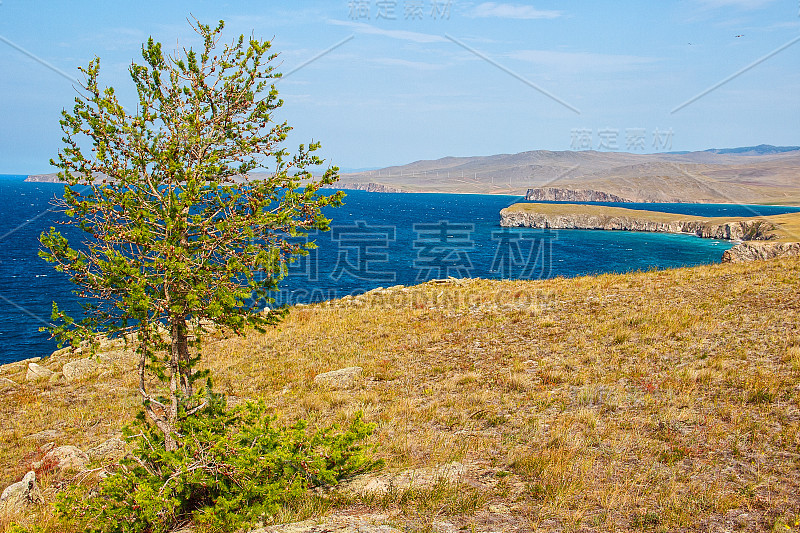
xmin=2 ymin=258 xmax=800 ymax=531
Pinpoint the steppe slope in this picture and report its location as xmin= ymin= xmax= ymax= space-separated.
xmin=2 ymin=259 xmax=800 ymax=532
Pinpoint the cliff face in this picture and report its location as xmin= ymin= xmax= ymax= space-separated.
xmin=326 ymin=182 xmax=405 ymax=193
xmin=25 ymin=173 xmax=60 ymax=183
xmin=721 ymin=242 xmax=800 ymax=263
xmin=525 ymin=187 xmax=633 ymax=203
xmin=499 ymin=210 xmax=776 ymax=241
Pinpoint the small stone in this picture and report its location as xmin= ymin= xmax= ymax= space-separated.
xmin=38 ymin=442 xmax=56 ymax=454
xmin=0 ymin=377 xmax=16 ymax=389
xmin=313 ymin=367 xmax=363 ymax=389
xmin=25 ymin=362 xmax=54 ymax=381
xmin=0 ymin=471 xmax=43 ymax=513
xmin=488 ymin=503 xmax=510 ymax=514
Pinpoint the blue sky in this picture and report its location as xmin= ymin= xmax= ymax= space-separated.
xmin=0 ymin=0 xmax=798 ymax=173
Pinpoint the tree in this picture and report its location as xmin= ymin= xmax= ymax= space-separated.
xmin=40 ymin=19 xmax=343 ymax=451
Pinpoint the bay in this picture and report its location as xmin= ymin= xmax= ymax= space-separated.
xmin=1 ymin=177 xmax=799 ymax=364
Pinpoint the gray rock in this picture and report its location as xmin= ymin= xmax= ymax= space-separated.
xmin=87 ymin=437 xmax=127 ymax=462
xmin=0 ymin=357 xmax=41 ymax=375
xmin=0 ymin=377 xmax=16 ymax=389
xmin=526 ymin=187 xmax=633 ymax=203
xmin=34 ymin=445 xmax=89 ymax=472
xmin=313 ymin=367 xmax=363 ymax=389
xmin=0 ymin=471 xmax=43 ymax=513
xmin=62 ymin=357 xmax=104 ymax=382
xmin=500 ymin=209 xmax=780 ymax=243
xmin=25 ymin=362 xmax=54 ymax=381
xmin=23 ymin=429 xmax=63 ymax=441
xmin=250 ymin=515 xmax=401 ymax=533
xmin=337 ymin=462 xmax=466 ymax=495
xmin=722 ymin=241 xmax=800 ymax=263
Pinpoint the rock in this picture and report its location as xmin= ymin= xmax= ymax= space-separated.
xmin=250 ymin=514 xmax=401 ymax=533
xmin=526 ymin=187 xmax=633 ymax=203
xmin=500 ymin=209 xmax=779 ymax=242
xmin=337 ymin=461 xmax=466 ymax=495
xmin=23 ymin=429 xmax=63 ymax=441
xmin=37 ymin=442 xmax=56 ymax=455
xmin=721 ymin=242 xmax=800 ymax=263
xmin=87 ymin=437 xmax=127 ymax=462
xmin=313 ymin=367 xmax=363 ymax=389
xmin=488 ymin=503 xmax=510 ymax=514
xmin=0 ymin=377 xmax=16 ymax=389
xmin=62 ymin=357 xmax=105 ymax=382
xmin=324 ymin=182 xmax=405 ymax=193
xmin=0 ymin=471 xmax=43 ymax=513
xmin=25 ymin=362 xmax=54 ymax=381
xmin=34 ymin=445 xmax=89 ymax=472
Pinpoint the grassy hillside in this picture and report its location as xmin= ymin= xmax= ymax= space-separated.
xmin=504 ymin=202 xmax=800 ymax=243
xmin=1 ymin=259 xmax=800 ymax=531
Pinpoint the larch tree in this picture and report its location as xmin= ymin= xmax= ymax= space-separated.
xmin=40 ymin=19 xmax=343 ymax=451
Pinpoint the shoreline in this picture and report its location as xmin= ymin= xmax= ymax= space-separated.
xmin=500 ymin=202 xmax=800 ymax=263
xmin=16 ymin=176 xmax=800 ymax=208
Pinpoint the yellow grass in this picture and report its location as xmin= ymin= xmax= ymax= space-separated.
xmin=2 ymin=258 xmax=800 ymax=531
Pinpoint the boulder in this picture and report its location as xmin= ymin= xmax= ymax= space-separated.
xmin=87 ymin=437 xmax=127 ymax=462
xmin=313 ymin=367 xmax=363 ymax=389
xmin=25 ymin=362 xmax=54 ymax=381
xmin=0 ymin=357 xmax=40 ymax=375
xmin=337 ymin=461 xmax=466 ymax=495
xmin=23 ymin=429 xmax=63 ymax=441
xmin=0 ymin=471 xmax=43 ymax=514
xmin=62 ymin=357 xmax=104 ymax=382
xmin=34 ymin=445 xmax=89 ymax=472
xmin=250 ymin=515 xmax=401 ymax=533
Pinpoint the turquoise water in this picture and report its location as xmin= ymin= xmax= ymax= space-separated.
xmin=1 ymin=177 xmax=799 ymax=364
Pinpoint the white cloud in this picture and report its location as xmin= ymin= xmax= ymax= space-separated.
xmin=470 ymin=3 xmax=563 ymax=20
xmin=508 ymin=49 xmax=657 ymax=71
xmin=327 ymin=20 xmax=447 ymax=43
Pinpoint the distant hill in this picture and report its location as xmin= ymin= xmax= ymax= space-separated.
xmin=703 ymin=145 xmax=800 ymax=156
xmin=338 ymin=145 xmax=800 ymax=204
xmin=24 ymin=145 xmax=800 ymax=205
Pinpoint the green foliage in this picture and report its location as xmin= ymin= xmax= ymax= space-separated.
xmin=38 ymin=18 xmax=343 ymax=449
xmin=55 ymin=393 xmax=378 ymax=533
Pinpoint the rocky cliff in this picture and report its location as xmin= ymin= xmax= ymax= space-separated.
xmin=721 ymin=242 xmax=800 ymax=263
xmin=24 ymin=173 xmax=60 ymax=183
xmin=326 ymin=182 xmax=405 ymax=193
xmin=525 ymin=187 xmax=633 ymax=203
xmin=499 ymin=210 xmax=778 ymax=241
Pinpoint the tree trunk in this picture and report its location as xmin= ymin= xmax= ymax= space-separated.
xmin=164 ymin=315 xmax=193 ymax=451
xmin=138 ymin=323 xmax=180 ymax=451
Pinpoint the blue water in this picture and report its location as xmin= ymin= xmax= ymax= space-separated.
xmin=1 ymin=176 xmax=799 ymax=364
